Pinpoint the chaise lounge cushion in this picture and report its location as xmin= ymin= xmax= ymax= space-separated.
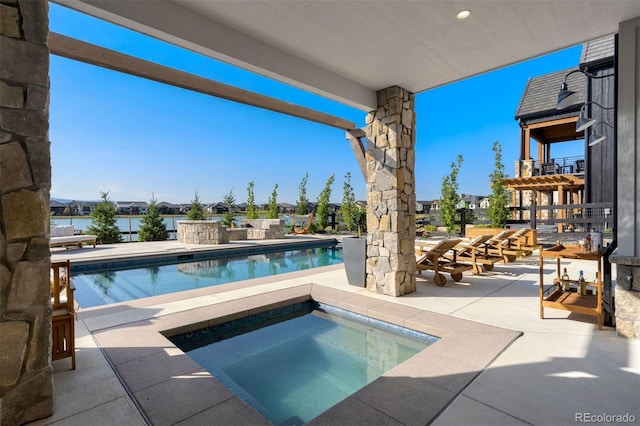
xmin=51 ymin=225 xmax=75 ymax=237
xmin=50 ymin=225 xmax=97 ymax=248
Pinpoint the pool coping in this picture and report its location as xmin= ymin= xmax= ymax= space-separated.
xmin=86 ymin=281 xmax=522 ymax=425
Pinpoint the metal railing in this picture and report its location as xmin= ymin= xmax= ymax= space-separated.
xmin=530 ymin=155 xmax=585 ymax=176
xmin=529 ymin=202 xmax=613 ymax=232
xmin=426 ymin=203 xmax=613 ymax=233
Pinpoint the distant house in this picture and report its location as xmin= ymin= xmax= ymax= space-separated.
xmin=76 ymin=202 xmax=95 ymax=215
xmin=156 ymin=202 xmax=180 ymax=215
xmin=430 ymin=200 xmax=440 ymax=211
xmin=416 ymin=200 xmax=432 ymax=214
xmin=53 ymin=200 xmax=96 ymax=216
xmin=50 ymin=200 xmax=67 ymax=216
xmin=479 ymin=198 xmax=491 ymax=209
xmin=329 ymin=203 xmax=341 ymax=213
xmin=116 ymin=201 xmax=149 ymax=215
xmin=208 ymin=202 xmax=227 ymax=214
xmin=277 ymin=203 xmax=296 ymax=214
xmin=460 ymin=194 xmax=486 ymax=210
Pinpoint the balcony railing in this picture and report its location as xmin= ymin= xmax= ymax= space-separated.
xmin=531 ymin=155 xmax=585 ymax=176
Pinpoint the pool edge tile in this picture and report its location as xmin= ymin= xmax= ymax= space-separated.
xmin=366 ymin=302 xmax=425 ymax=327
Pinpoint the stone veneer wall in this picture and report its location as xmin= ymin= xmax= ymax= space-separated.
xmin=243 ymin=219 xmax=286 ymax=239
xmin=177 ymin=220 xmax=229 ymax=244
xmin=613 ymin=260 xmax=640 ymax=338
xmin=365 ymin=86 xmax=416 ymax=296
xmin=0 ymin=0 xmax=53 ymax=424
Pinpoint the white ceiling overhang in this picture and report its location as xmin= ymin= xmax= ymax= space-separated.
xmin=54 ymin=0 xmax=640 ymax=111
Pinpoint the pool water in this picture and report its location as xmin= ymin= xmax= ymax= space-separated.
xmin=72 ymin=247 xmax=342 ymax=308
xmin=173 ymin=303 xmax=433 ymax=425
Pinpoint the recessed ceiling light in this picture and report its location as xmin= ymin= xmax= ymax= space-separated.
xmin=456 ymin=10 xmax=471 ymax=19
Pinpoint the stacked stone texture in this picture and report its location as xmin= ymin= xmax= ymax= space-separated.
xmin=365 ymin=87 xmax=416 ymax=296
xmin=0 ymin=0 xmax=53 ymax=424
xmin=615 ymin=263 xmax=640 ymax=338
xmin=177 ymin=221 xmax=230 ymax=244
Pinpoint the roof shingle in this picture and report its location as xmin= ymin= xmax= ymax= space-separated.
xmin=580 ymin=34 xmax=615 ymax=66
xmin=514 ymin=67 xmax=586 ymax=121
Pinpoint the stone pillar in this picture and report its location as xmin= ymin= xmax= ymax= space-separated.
xmin=0 ymin=0 xmax=53 ymax=423
xmin=611 ymin=17 xmax=640 ymax=339
xmin=365 ymin=86 xmax=416 ymax=296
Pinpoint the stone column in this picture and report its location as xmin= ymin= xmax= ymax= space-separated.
xmin=365 ymin=86 xmax=416 ymax=296
xmin=0 ymin=0 xmax=53 ymax=423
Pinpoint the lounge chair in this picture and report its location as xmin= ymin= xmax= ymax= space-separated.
xmin=50 ymin=225 xmax=97 ymax=249
xmin=415 ymin=238 xmax=473 ymax=286
xmin=506 ymin=227 xmax=538 ymax=253
xmin=486 ymin=229 xmax=534 ymax=262
xmin=448 ymin=234 xmax=505 ymax=275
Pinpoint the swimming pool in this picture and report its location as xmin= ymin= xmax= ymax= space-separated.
xmin=72 ymin=245 xmax=342 ymax=308
xmin=171 ymin=301 xmax=435 ymax=425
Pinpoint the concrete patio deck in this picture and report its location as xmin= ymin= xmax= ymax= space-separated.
xmin=32 ymin=238 xmax=639 ymax=425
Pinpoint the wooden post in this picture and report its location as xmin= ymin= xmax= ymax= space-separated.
xmin=530 ymin=190 xmax=537 ymax=230
xmin=557 ymin=184 xmax=565 ymax=233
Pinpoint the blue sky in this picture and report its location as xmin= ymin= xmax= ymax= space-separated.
xmin=49 ymin=3 xmax=582 ymax=205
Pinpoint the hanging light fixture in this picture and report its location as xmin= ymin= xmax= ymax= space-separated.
xmin=556 ymin=69 xmax=587 ymax=110
xmin=588 ymin=122 xmax=614 ymax=146
xmin=589 ymin=132 xmax=606 ymax=146
xmin=556 ymin=84 xmax=577 ymax=110
xmin=575 ymin=101 xmax=614 ymax=132
xmin=556 ymin=68 xmax=611 ymax=110
xmin=576 ymin=104 xmax=597 ymax=132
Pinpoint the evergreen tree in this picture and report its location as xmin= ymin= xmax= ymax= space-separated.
xmin=267 ymin=184 xmax=279 ymax=219
xmin=87 ymin=190 xmax=122 ymax=244
xmin=340 ymin=172 xmax=358 ymax=233
xmin=316 ymin=174 xmax=335 ymax=230
xmin=187 ymin=190 xmax=206 ymax=220
xmin=222 ymin=189 xmax=236 ymax=227
xmin=246 ymin=181 xmax=258 ymax=219
xmin=138 ymin=196 xmax=169 ymax=241
xmin=440 ymin=155 xmax=463 ymax=236
xmin=488 ymin=140 xmax=511 ymax=228
xmin=296 ymin=173 xmax=309 ymax=215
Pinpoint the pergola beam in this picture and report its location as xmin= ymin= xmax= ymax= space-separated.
xmin=49 ymin=32 xmax=357 ymax=131
xmin=345 ymin=129 xmax=367 ymax=179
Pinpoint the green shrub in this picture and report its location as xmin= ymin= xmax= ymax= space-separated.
xmin=267 ymin=184 xmax=279 ymax=219
xmin=86 ymin=191 xmax=122 ymax=244
xmin=222 ymin=189 xmax=236 ymax=227
xmin=187 ymin=190 xmax=206 ymax=220
xmin=138 ymin=197 xmax=169 ymax=241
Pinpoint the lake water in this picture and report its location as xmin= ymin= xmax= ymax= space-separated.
xmin=51 ymin=215 xmax=288 ymax=241
xmin=53 ymin=216 xmax=188 ymax=241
